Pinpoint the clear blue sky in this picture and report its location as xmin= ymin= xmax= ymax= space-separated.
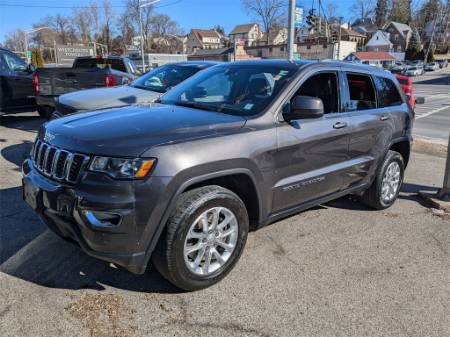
xmin=0 ymin=0 xmax=356 ymax=42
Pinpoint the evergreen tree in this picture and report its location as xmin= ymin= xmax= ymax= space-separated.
xmin=406 ymin=28 xmax=422 ymax=60
xmin=375 ymin=0 xmax=388 ymax=28
xmin=31 ymin=48 xmax=45 ymax=68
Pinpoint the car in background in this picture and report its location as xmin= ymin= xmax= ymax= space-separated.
xmin=437 ymin=59 xmax=448 ymax=68
xmin=424 ymin=62 xmax=440 ymax=71
xmin=0 ymin=48 xmax=38 ymax=115
xmin=52 ymin=61 xmax=218 ymax=118
xmin=34 ymin=56 xmax=140 ymax=118
xmin=403 ymin=65 xmax=424 ymax=76
xmin=395 ymin=74 xmax=415 ymax=110
xmin=389 ymin=61 xmax=406 ymax=74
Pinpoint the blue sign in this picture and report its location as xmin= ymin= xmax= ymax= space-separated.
xmin=295 ymin=2 xmax=304 ymax=28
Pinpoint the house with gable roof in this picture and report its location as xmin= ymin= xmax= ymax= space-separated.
xmin=187 ymin=29 xmax=223 ymax=54
xmin=383 ymin=22 xmax=412 ymax=52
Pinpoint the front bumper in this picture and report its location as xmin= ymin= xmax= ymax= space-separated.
xmin=22 ymin=159 xmax=164 ymax=274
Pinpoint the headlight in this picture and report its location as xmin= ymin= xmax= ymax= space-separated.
xmin=89 ymin=156 xmax=156 ymax=179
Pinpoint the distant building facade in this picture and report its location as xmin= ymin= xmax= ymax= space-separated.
xmin=187 ymin=29 xmax=223 ymax=54
xmin=229 ymin=23 xmax=263 ymax=47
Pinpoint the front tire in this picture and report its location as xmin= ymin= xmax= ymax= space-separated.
xmin=37 ymin=106 xmax=54 ymax=119
xmin=361 ymin=150 xmax=404 ymax=210
xmin=152 ymin=185 xmax=249 ymax=291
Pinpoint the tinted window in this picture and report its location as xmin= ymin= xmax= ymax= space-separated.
xmin=345 ymin=73 xmax=376 ymax=111
xmin=295 ymin=72 xmax=338 ymax=113
xmin=74 ymin=58 xmax=126 ymax=72
xmin=374 ymin=76 xmax=403 ymax=107
xmin=132 ymin=65 xmax=200 ymax=93
xmin=160 ymin=64 xmax=297 ymax=116
xmin=3 ymin=52 xmax=27 ymax=72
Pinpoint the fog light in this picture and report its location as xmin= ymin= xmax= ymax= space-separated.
xmin=83 ymin=210 xmax=122 ymax=228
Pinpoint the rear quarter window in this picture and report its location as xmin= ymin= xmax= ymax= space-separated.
xmin=374 ymin=76 xmax=404 ymax=107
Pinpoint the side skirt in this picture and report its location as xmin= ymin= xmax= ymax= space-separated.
xmin=260 ymin=183 xmax=369 ymax=228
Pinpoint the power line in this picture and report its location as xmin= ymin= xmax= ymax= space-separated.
xmin=0 ymin=0 xmax=183 ymax=9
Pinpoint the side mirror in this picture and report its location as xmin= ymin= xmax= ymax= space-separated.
xmin=283 ymin=95 xmax=324 ymax=122
xmin=415 ymin=96 xmax=425 ymax=105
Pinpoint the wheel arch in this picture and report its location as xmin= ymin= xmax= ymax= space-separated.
xmin=389 ymin=138 xmax=411 ymax=168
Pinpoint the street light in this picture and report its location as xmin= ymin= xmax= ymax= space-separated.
xmin=24 ymin=26 xmax=52 ymax=63
xmin=139 ymin=0 xmax=160 ymax=72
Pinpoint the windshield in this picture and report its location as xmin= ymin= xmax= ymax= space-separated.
xmin=159 ymin=64 xmax=297 ymax=116
xmin=131 ymin=65 xmax=200 ymax=93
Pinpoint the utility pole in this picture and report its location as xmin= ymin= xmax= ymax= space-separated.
xmin=337 ymin=19 xmax=342 ymax=60
xmin=287 ymin=0 xmax=295 ymax=61
xmin=138 ymin=0 xmax=160 ymax=72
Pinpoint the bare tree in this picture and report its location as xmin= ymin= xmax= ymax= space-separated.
xmin=350 ymin=0 xmax=375 ymax=20
xmin=72 ymin=8 xmax=94 ymax=44
xmin=100 ymin=0 xmax=115 ymax=51
xmin=150 ymin=14 xmax=182 ymax=37
xmin=123 ymin=0 xmax=154 ymax=51
xmin=242 ymin=0 xmax=286 ymax=43
xmin=3 ymin=29 xmax=26 ymax=52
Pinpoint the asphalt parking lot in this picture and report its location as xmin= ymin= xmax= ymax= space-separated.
xmin=1 ymin=112 xmax=450 ymax=337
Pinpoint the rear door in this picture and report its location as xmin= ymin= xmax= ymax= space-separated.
xmin=1 ymin=51 xmax=35 ymax=111
xmin=342 ymin=71 xmax=396 ymax=189
xmin=273 ymin=69 xmax=351 ymax=212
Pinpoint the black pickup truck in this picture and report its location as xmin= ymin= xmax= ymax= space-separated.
xmin=34 ymin=56 xmax=139 ymax=117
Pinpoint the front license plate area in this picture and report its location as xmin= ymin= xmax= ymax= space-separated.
xmin=23 ymin=179 xmax=42 ymax=210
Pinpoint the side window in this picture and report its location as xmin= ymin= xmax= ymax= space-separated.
xmin=295 ymin=72 xmax=339 ymax=113
xmin=345 ymin=73 xmax=377 ymax=111
xmin=374 ymin=76 xmax=404 ymax=107
xmin=0 ymin=53 xmax=9 ymax=72
xmin=3 ymin=52 xmax=27 ymax=72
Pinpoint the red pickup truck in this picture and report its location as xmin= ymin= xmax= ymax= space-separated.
xmin=395 ymin=74 xmax=415 ymax=110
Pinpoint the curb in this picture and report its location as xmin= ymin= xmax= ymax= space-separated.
xmin=413 ymin=137 xmax=448 ymax=157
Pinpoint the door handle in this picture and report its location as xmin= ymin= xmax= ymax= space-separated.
xmin=333 ymin=122 xmax=348 ymax=129
xmin=380 ymin=115 xmax=390 ymax=121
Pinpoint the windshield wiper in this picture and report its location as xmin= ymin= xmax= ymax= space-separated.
xmin=172 ymin=101 xmax=219 ymax=113
xmin=131 ymin=84 xmax=166 ymax=93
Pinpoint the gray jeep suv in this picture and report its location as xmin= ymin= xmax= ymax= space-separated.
xmin=22 ymin=60 xmax=412 ymax=290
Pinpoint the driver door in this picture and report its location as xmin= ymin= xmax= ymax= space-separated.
xmin=2 ymin=51 xmax=35 ymax=111
xmin=272 ymin=70 xmax=352 ymax=212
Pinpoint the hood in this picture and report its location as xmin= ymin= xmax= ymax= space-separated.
xmin=40 ymin=103 xmax=246 ymax=157
xmin=58 ymin=86 xmax=160 ymax=111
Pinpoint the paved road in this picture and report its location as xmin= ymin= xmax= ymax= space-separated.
xmin=412 ymin=68 xmax=450 ymax=143
xmin=1 ymin=113 xmax=450 ymax=337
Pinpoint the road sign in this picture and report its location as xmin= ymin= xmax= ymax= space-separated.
xmin=25 ymin=51 xmax=32 ymax=59
xmin=295 ymin=2 xmax=304 ymax=28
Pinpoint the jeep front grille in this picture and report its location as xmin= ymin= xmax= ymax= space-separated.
xmin=31 ymin=139 xmax=89 ymax=183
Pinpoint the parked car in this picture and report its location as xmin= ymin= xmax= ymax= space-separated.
xmin=34 ymin=56 xmax=140 ymax=118
xmin=0 ymin=47 xmax=38 ymax=115
xmin=395 ymin=74 xmax=416 ymax=110
xmin=437 ymin=59 xmax=448 ymax=68
xmin=389 ymin=61 xmax=406 ymax=74
xmin=424 ymin=62 xmax=440 ymax=71
xmin=23 ymin=60 xmax=412 ymax=290
xmin=52 ymin=61 xmax=218 ymax=118
xmin=403 ymin=65 xmax=424 ymax=76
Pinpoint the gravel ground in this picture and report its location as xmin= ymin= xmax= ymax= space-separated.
xmin=1 ymin=112 xmax=449 ymax=337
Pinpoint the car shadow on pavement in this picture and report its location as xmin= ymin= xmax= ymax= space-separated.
xmin=1 ymin=141 xmax=33 ymax=172
xmin=0 ymin=186 xmax=181 ymax=294
xmin=0 ymin=114 xmax=44 ymax=134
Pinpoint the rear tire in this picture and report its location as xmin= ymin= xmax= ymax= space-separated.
xmin=361 ymin=150 xmax=404 ymax=210
xmin=152 ymin=185 xmax=249 ymax=291
xmin=37 ymin=106 xmax=54 ymax=119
